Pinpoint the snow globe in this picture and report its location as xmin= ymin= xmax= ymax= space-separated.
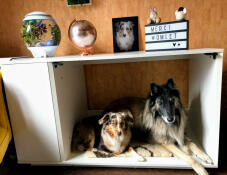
xmin=21 ymin=11 xmax=61 ymax=58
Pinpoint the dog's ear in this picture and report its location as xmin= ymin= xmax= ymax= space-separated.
xmin=123 ymin=111 xmax=134 ymax=126
xmin=150 ymin=82 xmax=160 ymax=96
xmin=166 ymin=78 xmax=176 ymax=89
xmin=126 ymin=116 xmax=134 ymax=126
xmin=115 ymin=22 xmax=120 ymax=28
xmin=128 ymin=21 xmax=135 ymax=27
xmin=99 ymin=113 xmax=110 ymax=125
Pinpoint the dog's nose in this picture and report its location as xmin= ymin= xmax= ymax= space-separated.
xmin=118 ymin=131 xmax=122 ymax=136
xmin=167 ymin=118 xmax=174 ymax=123
xmin=123 ymin=34 xmax=126 ymax=37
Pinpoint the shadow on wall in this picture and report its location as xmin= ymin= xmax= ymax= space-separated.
xmin=0 ymin=20 xmax=30 ymax=58
xmin=0 ymin=42 xmax=28 ymax=58
xmin=186 ymin=94 xmax=204 ymax=148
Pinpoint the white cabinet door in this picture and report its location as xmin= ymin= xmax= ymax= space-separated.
xmin=2 ymin=63 xmax=61 ymax=163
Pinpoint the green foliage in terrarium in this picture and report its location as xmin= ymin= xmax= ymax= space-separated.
xmin=67 ymin=0 xmax=90 ymax=5
xmin=21 ymin=20 xmax=42 ymax=47
xmin=21 ymin=20 xmax=61 ymax=47
xmin=51 ymin=24 xmax=61 ymax=45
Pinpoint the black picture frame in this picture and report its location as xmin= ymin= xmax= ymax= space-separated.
xmin=112 ymin=16 xmax=139 ymax=53
xmin=66 ymin=0 xmax=92 ymax=6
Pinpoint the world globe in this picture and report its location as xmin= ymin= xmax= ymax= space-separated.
xmin=68 ymin=19 xmax=97 ymax=56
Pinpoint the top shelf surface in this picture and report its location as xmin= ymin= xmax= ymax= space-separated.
xmin=0 ymin=48 xmax=223 ymax=65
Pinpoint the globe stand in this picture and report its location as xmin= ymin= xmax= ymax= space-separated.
xmin=80 ymin=48 xmax=92 ymax=56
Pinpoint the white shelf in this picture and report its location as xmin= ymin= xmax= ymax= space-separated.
xmin=1 ymin=48 xmax=223 ymax=168
xmin=28 ymin=152 xmax=217 ymax=168
xmin=0 ymin=48 xmax=223 ymax=65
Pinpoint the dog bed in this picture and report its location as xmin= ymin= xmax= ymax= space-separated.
xmin=85 ymin=142 xmax=173 ymax=159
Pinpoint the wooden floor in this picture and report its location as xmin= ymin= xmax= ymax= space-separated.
xmin=1 ymin=164 xmax=227 ymax=175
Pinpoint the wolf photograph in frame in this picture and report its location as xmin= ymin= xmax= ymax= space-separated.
xmin=112 ymin=16 xmax=139 ymax=52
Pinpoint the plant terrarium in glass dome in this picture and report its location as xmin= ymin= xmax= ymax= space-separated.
xmin=21 ymin=11 xmax=61 ymax=58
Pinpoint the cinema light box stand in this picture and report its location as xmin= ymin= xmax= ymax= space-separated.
xmin=145 ymin=20 xmax=188 ymax=52
xmin=0 ymin=48 xmax=223 ymax=168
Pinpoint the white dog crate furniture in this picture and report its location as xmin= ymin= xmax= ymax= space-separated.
xmin=0 ymin=48 xmax=223 ymax=168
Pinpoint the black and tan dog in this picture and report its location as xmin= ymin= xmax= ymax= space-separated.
xmin=104 ymin=78 xmax=212 ymax=175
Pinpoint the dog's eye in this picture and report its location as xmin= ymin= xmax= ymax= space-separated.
xmin=169 ymin=98 xmax=175 ymax=104
xmin=158 ymin=100 xmax=163 ymax=105
xmin=111 ymin=120 xmax=117 ymax=126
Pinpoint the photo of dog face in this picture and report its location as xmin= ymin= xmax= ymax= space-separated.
xmin=115 ymin=21 xmax=134 ymax=51
xmin=99 ymin=111 xmax=133 ymax=153
xmin=112 ymin=16 xmax=138 ymax=52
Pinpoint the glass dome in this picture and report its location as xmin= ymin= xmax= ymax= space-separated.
xmin=21 ymin=12 xmax=61 ymax=47
xmin=21 ymin=12 xmax=61 ymax=57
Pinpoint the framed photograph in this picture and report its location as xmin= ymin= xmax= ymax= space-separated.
xmin=112 ymin=16 xmax=139 ymax=52
xmin=66 ymin=0 xmax=92 ymax=6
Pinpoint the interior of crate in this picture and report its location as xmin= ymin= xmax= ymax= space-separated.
xmin=52 ymin=56 xmax=221 ymax=168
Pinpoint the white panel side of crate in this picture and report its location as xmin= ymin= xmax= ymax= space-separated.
xmin=145 ymin=21 xmax=187 ymax=34
xmin=146 ymin=40 xmax=187 ymax=51
xmin=145 ymin=31 xmax=187 ymax=42
xmin=50 ymin=62 xmax=88 ymax=160
xmin=188 ymin=53 xmax=223 ymax=167
xmin=1 ymin=63 xmax=61 ymax=162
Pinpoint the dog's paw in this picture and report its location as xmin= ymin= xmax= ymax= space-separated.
xmin=113 ymin=152 xmax=121 ymax=155
xmin=129 ymin=147 xmax=146 ymax=162
xmin=197 ymin=153 xmax=213 ymax=165
xmin=137 ymin=155 xmax=146 ymax=162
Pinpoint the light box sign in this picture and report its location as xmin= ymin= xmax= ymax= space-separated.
xmin=145 ymin=20 xmax=188 ymax=52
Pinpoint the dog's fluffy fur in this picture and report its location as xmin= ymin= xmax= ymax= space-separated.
xmin=71 ymin=112 xmax=134 ymax=154
xmin=71 ymin=116 xmax=99 ymax=152
xmin=115 ymin=21 xmax=134 ymax=51
xmin=104 ymin=79 xmax=212 ymax=175
xmin=142 ymin=79 xmax=187 ymax=147
xmin=104 ymin=79 xmax=186 ymax=146
xmin=98 ymin=111 xmax=133 ymax=154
